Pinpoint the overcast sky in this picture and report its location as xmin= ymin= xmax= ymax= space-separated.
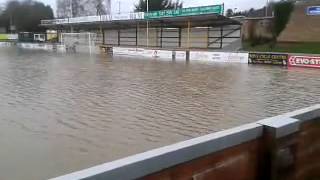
xmin=0 ymin=0 xmax=270 ymax=16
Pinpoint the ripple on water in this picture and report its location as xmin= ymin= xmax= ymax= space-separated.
xmin=0 ymin=49 xmax=320 ymax=180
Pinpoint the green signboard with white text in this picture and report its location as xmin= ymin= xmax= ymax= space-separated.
xmin=145 ymin=4 xmax=224 ymax=19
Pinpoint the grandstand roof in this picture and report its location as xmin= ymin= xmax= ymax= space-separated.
xmin=42 ymin=14 xmax=241 ymax=30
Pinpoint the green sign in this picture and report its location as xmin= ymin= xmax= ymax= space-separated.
xmin=0 ymin=34 xmax=9 ymax=40
xmin=145 ymin=4 xmax=224 ymax=19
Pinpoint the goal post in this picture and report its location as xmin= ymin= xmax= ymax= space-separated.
xmin=60 ymin=32 xmax=97 ymax=54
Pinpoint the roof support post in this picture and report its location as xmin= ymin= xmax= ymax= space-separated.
xmin=160 ymin=26 xmax=163 ymax=48
xmin=99 ymin=15 xmax=104 ymax=45
xmin=118 ymin=29 xmax=120 ymax=46
xmin=187 ymin=20 xmax=191 ymax=49
xmin=178 ymin=27 xmax=182 ymax=48
xmin=136 ymin=23 xmax=138 ymax=47
xmin=206 ymin=26 xmax=210 ymax=48
xmin=102 ymin=28 xmax=105 ymax=45
xmin=146 ymin=0 xmax=149 ymax=47
xmin=56 ymin=28 xmax=60 ymax=43
xmin=147 ymin=22 xmax=149 ymax=47
xmin=220 ymin=26 xmax=223 ymax=49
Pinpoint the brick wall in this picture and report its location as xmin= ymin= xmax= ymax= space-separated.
xmin=295 ymin=118 xmax=320 ymax=179
xmin=242 ymin=18 xmax=274 ymax=41
xmin=143 ymin=140 xmax=262 ymax=180
xmin=278 ymin=1 xmax=320 ymax=42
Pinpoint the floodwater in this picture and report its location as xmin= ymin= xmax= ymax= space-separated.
xmin=0 ymin=47 xmax=320 ymax=180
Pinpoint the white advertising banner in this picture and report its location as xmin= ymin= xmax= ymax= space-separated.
xmin=175 ymin=51 xmax=187 ymax=60
xmin=69 ymin=16 xmax=100 ymax=23
xmin=18 ymin=43 xmax=54 ymax=51
xmin=0 ymin=42 xmax=12 ymax=47
xmin=190 ymin=51 xmax=248 ymax=63
xmin=147 ymin=50 xmax=173 ymax=59
xmin=7 ymin=34 xmax=18 ymax=40
xmin=108 ymin=12 xmax=144 ymax=21
xmin=190 ymin=51 xmax=211 ymax=61
xmin=113 ymin=47 xmax=174 ymax=60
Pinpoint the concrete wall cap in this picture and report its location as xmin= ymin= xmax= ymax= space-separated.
xmin=50 ymin=123 xmax=262 ymax=180
xmin=284 ymin=104 xmax=320 ymax=122
xmin=258 ymin=117 xmax=300 ymax=138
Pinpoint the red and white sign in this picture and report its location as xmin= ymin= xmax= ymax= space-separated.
xmin=288 ymin=55 xmax=320 ymax=68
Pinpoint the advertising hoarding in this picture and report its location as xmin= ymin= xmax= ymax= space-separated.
xmin=145 ymin=5 xmax=223 ymax=19
xmin=307 ymin=6 xmax=320 ymax=16
xmin=248 ymin=53 xmax=288 ymax=65
xmin=288 ymin=55 xmax=320 ymax=68
xmin=190 ymin=51 xmax=248 ymax=63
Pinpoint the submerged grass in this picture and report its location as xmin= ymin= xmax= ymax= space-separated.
xmin=243 ymin=42 xmax=320 ymax=54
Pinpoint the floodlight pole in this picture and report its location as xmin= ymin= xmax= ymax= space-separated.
xmin=70 ymin=0 xmax=73 ymax=18
xmin=118 ymin=1 xmax=121 ymax=14
xmin=147 ymin=0 xmax=149 ymax=47
xmin=70 ymin=0 xmax=73 ymax=33
xmin=266 ymin=0 xmax=269 ymax=17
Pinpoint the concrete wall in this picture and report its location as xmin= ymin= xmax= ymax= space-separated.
xmin=50 ymin=105 xmax=320 ymax=180
xmin=278 ymin=0 xmax=320 ymax=42
xmin=242 ymin=17 xmax=274 ymax=41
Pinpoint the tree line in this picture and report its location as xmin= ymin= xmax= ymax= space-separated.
xmin=0 ymin=0 xmax=53 ymax=32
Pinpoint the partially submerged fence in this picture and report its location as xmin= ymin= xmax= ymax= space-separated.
xmin=50 ymin=104 xmax=320 ymax=180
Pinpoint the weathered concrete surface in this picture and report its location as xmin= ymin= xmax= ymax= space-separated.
xmin=242 ymin=17 xmax=274 ymax=41
xmin=278 ymin=0 xmax=320 ymax=42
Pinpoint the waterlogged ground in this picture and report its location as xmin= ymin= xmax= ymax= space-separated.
xmin=0 ymin=48 xmax=320 ymax=180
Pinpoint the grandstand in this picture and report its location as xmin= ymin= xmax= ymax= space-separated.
xmin=42 ymin=4 xmax=242 ymax=51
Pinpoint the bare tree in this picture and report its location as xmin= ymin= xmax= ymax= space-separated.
xmin=95 ymin=0 xmax=106 ymax=16
xmin=57 ymin=0 xmax=111 ymax=18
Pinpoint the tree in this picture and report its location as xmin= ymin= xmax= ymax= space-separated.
xmin=226 ymin=9 xmax=233 ymax=17
xmin=57 ymin=0 xmax=109 ymax=18
xmin=56 ymin=0 xmax=70 ymax=18
xmin=134 ymin=0 xmax=183 ymax=12
xmin=274 ymin=0 xmax=294 ymax=36
xmin=0 ymin=0 xmax=54 ymax=32
xmin=95 ymin=0 xmax=106 ymax=16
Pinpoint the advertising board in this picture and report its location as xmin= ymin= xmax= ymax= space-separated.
xmin=113 ymin=47 xmax=174 ymax=60
xmin=288 ymin=55 xmax=320 ymax=68
xmin=190 ymin=51 xmax=248 ymax=63
xmin=174 ymin=51 xmax=187 ymax=60
xmin=69 ymin=16 xmax=100 ymax=23
xmin=145 ymin=4 xmax=223 ymax=19
xmin=0 ymin=34 xmax=17 ymax=40
xmin=307 ymin=6 xmax=320 ymax=16
xmin=0 ymin=42 xmax=12 ymax=47
xmin=248 ymin=53 xmax=288 ymax=65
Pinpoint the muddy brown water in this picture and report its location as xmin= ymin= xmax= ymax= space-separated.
xmin=0 ymin=48 xmax=319 ymax=180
